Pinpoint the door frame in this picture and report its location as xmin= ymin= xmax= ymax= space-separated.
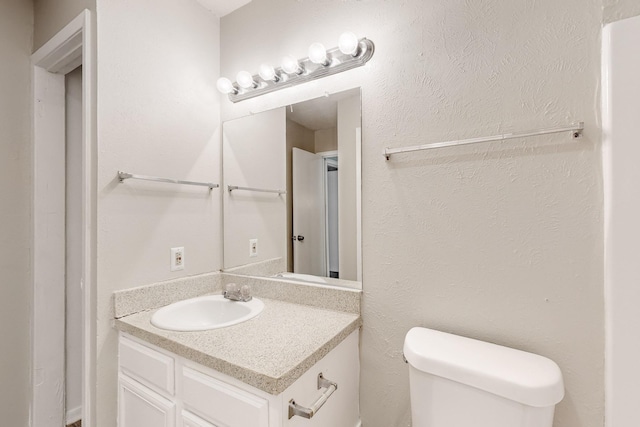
xmin=317 ymin=151 xmax=338 ymax=277
xmin=31 ymin=10 xmax=96 ymax=427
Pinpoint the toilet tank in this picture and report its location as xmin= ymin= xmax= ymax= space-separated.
xmin=403 ymin=327 xmax=564 ymax=427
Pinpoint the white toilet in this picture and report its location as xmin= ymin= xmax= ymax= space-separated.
xmin=404 ymin=327 xmax=565 ymax=427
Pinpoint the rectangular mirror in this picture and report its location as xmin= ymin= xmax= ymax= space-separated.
xmin=222 ymin=88 xmax=362 ymax=290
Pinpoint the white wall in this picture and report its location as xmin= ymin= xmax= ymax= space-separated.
xmin=315 ymin=127 xmax=337 ymax=152
xmin=95 ymin=0 xmax=222 ymax=425
xmin=0 ymin=0 xmax=33 ymax=424
xmin=34 ymin=0 xmax=95 ymax=50
xmin=220 ymin=1 xmax=604 ymax=426
xmin=603 ymin=13 xmax=640 ymax=427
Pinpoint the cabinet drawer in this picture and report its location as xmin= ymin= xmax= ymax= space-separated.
xmin=182 ymin=367 xmax=269 ymax=427
xmin=119 ymin=335 xmax=175 ymax=396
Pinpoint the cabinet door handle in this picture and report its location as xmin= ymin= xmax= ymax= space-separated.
xmin=288 ymin=373 xmax=337 ymax=419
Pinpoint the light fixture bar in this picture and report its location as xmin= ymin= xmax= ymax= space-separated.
xmin=225 ymin=38 xmax=374 ymax=103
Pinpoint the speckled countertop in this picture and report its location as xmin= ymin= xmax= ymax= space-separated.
xmin=115 ymin=296 xmax=361 ymax=395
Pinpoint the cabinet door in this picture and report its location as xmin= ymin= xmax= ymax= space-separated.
xmin=181 ymin=411 xmax=218 ymax=427
xmin=119 ymin=375 xmax=176 ymax=427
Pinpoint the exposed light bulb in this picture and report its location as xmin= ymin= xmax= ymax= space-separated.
xmin=236 ymin=71 xmax=257 ymax=89
xmin=216 ymin=77 xmax=237 ymax=94
xmin=338 ymin=32 xmax=360 ymax=56
xmin=281 ymin=55 xmax=303 ymax=75
xmin=258 ymin=63 xmax=279 ymax=82
xmin=308 ymin=42 xmax=330 ymax=66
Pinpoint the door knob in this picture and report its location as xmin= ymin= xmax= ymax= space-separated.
xmin=297 ymin=235 xmax=304 ymax=241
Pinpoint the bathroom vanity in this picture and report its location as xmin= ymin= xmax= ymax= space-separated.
xmin=114 ymin=276 xmax=362 ymax=427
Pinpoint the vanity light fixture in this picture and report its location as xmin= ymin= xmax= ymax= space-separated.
xmin=338 ymin=32 xmax=360 ymax=56
xmin=258 ymin=63 xmax=280 ymax=82
xmin=216 ymin=77 xmax=237 ymax=95
xmin=217 ymin=32 xmax=375 ymax=103
xmin=281 ymin=55 xmax=304 ymax=75
xmin=236 ymin=71 xmax=258 ymax=89
xmin=308 ymin=42 xmax=330 ymax=66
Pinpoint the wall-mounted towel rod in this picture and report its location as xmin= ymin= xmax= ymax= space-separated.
xmin=383 ymin=122 xmax=584 ymax=160
xmin=118 ymin=171 xmax=219 ymax=190
xmin=228 ymin=185 xmax=286 ymax=195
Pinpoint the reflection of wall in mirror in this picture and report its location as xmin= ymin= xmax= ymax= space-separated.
xmin=223 ymin=108 xmax=287 ymax=269
xmin=338 ymin=94 xmax=360 ymax=281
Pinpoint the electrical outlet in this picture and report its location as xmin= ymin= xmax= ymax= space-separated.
xmin=249 ymin=239 xmax=258 ymax=257
xmin=171 ymin=247 xmax=184 ymax=271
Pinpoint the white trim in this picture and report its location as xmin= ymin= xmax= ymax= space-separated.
xmin=66 ymin=406 xmax=82 ymax=425
xmin=316 ymin=150 xmax=338 ymax=158
xmin=31 ymin=9 xmax=96 ymax=427
xmin=602 ymin=22 xmax=613 ymax=427
xmin=355 ymin=127 xmax=362 ymax=282
xmin=323 ymin=156 xmax=339 ymax=277
xmin=31 ymin=57 xmax=66 ymax=427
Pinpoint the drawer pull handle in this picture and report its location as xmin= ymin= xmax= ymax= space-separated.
xmin=288 ymin=373 xmax=338 ymax=419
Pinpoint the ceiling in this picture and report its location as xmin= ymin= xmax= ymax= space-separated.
xmin=194 ymin=0 xmax=252 ymax=17
xmin=288 ymin=96 xmax=338 ymax=131
xmin=287 ymin=89 xmax=360 ymax=131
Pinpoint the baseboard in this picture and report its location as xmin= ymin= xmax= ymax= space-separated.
xmin=66 ymin=406 xmax=82 ymax=424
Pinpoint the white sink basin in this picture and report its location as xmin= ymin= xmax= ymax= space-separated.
xmin=151 ymin=295 xmax=264 ymax=331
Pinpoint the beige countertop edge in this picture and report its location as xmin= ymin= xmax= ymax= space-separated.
xmin=114 ymin=311 xmax=361 ymax=395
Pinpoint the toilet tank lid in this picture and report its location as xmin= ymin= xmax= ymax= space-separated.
xmin=403 ymin=327 xmax=564 ymax=407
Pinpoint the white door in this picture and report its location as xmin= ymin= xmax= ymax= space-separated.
xmin=292 ymin=148 xmax=326 ymax=276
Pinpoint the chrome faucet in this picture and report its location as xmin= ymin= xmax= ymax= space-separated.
xmin=223 ymin=283 xmax=252 ymax=302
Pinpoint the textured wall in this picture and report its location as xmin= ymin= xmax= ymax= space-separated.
xmin=0 ymin=0 xmax=33 ymax=424
xmin=34 ymin=0 xmax=94 ymax=50
xmin=95 ymin=0 xmax=221 ymax=425
xmin=221 ymin=1 xmax=604 ymax=426
xmin=603 ymin=0 xmax=640 ymax=24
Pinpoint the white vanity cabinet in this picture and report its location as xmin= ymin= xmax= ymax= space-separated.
xmin=117 ymin=330 xmax=360 ymax=427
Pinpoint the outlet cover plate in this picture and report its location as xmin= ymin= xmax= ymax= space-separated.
xmin=249 ymin=239 xmax=258 ymax=257
xmin=171 ymin=247 xmax=184 ymax=271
